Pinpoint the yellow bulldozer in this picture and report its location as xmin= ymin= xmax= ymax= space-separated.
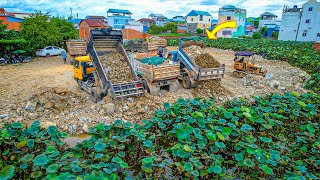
xmin=233 ymin=51 xmax=272 ymax=79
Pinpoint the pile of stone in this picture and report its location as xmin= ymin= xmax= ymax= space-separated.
xmin=100 ymin=52 xmax=134 ymax=83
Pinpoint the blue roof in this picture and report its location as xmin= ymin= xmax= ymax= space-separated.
xmin=67 ymin=19 xmax=82 ymax=24
xmin=6 ymin=16 xmax=25 ymax=22
xmin=186 ymin=10 xmax=212 ymax=17
xmin=222 ymin=5 xmax=236 ymax=9
xmin=107 ymin=9 xmax=132 ymax=14
xmin=211 ymin=19 xmax=218 ymax=23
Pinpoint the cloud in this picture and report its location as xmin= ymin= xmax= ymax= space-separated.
xmin=0 ymin=0 xmax=310 ymax=20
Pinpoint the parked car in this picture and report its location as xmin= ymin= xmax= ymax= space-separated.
xmin=36 ymin=46 xmax=66 ymax=57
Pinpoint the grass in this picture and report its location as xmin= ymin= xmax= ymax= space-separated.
xmin=151 ymin=33 xmax=193 ymax=37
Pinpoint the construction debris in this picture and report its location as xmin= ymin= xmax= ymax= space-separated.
xmin=100 ymin=53 xmax=134 ymax=83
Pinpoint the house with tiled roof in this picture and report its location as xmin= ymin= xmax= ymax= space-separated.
xmin=185 ymin=10 xmax=213 ymax=33
xmin=79 ymin=19 xmax=108 ymax=41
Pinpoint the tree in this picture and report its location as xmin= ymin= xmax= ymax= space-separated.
xmin=147 ymin=25 xmax=163 ymax=34
xmin=196 ymin=28 xmax=203 ymax=35
xmin=163 ymin=22 xmax=177 ymax=33
xmin=252 ymin=32 xmax=262 ymax=39
xmin=0 ymin=20 xmax=8 ymax=32
xmin=272 ymin=32 xmax=279 ymax=40
xmin=259 ymin=26 xmax=268 ymax=37
xmin=20 ymin=12 xmax=77 ymax=53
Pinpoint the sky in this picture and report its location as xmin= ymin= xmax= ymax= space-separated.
xmin=1 ymin=0 xmax=306 ymax=20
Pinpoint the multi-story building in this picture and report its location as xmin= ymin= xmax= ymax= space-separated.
xmin=186 ymin=10 xmax=212 ymax=29
xmin=148 ymin=13 xmax=167 ymax=27
xmin=259 ymin=12 xmax=281 ymax=37
xmin=279 ymin=0 xmax=320 ymax=41
xmin=217 ymin=5 xmax=246 ymax=38
xmin=107 ymin=9 xmax=132 ymax=30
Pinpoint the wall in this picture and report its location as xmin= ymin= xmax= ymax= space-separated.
xmin=217 ymin=10 xmax=246 ymax=38
xmin=122 ymin=29 xmax=151 ymax=40
xmin=296 ymin=2 xmax=320 ymax=42
xmin=107 ymin=16 xmax=131 ymax=29
xmin=186 ymin=23 xmax=197 ymax=33
xmin=278 ymin=12 xmax=301 ymax=41
xmin=124 ymin=25 xmax=143 ymax=32
xmin=0 ymin=16 xmax=22 ymax=30
xmin=186 ymin=15 xmax=211 ymax=29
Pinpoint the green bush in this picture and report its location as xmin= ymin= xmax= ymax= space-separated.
xmin=147 ymin=24 xmax=163 ymax=34
xmin=1 ymin=92 xmax=319 ymax=179
xmin=196 ymin=28 xmax=203 ymax=35
xmin=163 ymin=22 xmax=177 ymax=33
xmin=252 ymin=32 xmax=262 ymax=39
xmin=272 ymin=32 xmax=279 ymax=40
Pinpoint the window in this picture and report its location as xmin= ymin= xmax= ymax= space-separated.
xmin=317 ymin=33 xmax=320 ymax=37
xmin=115 ymin=20 xmax=118 ymax=23
xmin=306 ymin=19 xmax=310 ymax=23
xmin=46 ymin=47 xmax=53 ymax=50
xmin=227 ymin=16 xmax=231 ymax=20
xmin=308 ymin=7 xmax=313 ymax=11
xmin=302 ymin=32 xmax=307 ymax=37
xmin=209 ymin=18 xmax=210 ymax=22
xmin=74 ymin=60 xmax=79 ymax=68
xmin=222 ymin=30 xmax=232 ymax=35
xmin=191 ymin=18 xmax=194 ymax=22
xmin=199 ymin=15 xmax=203 ymax=21
xmin=53 ymin=46 xmax=59 ymax=49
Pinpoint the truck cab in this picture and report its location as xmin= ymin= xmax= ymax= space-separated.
xmin=73 ymin=55 xmax=95 ymax=81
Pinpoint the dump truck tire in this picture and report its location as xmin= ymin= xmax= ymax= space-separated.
xmin=169 ymin=80 xmax=179 ymax=92
xmin=182 ymin=76 xmax=191 ymax=89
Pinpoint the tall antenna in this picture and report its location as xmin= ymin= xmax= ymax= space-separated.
xmin=77 ymin=13 xmax=78 ymax=19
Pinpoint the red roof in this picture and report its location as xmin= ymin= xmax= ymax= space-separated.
xmin=81 ymin=19 xmax=108 ymax=27
xmin=246 ymin=26 xmax=254 ymax=31
xmin=138 ymin=18 xmax=155 ymax=23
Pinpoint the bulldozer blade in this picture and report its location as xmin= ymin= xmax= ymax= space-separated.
xmin=265 ymin=72 xmax=273 ymax=79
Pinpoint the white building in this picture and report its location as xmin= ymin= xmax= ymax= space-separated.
xmin=124 ymin=21 xmax=143 ymax=32
xmin=278 ymin=0 xmax=320 ymax=41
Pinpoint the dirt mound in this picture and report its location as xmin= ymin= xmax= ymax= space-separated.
xmin=193 ymin=80 xmax=232 ymax=98
xmin=194 ymin=53 xmax=220 ymax=68
xmin=100 ymin=53 xmax=134 ymax=83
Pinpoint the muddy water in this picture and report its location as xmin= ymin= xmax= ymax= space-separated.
xmin=63 ymin=134 xmax=91 ymax=148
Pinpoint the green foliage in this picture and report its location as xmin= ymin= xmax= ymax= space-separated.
xmin=272 ymin=31 xmax=279 ymax=40
xmin=259 ymin=26 xmax=268 ymax=36
xmin=147 ymin=24 xmax=163 ymax=34
xmin=1 ymin=93 xmax=319 ymax=179
xmin=163 ymin=22 xmax=177 ymax=33
xmin=196 ymin=28 xmax=203 ymax=35
xmin=252 ymin=32 xmax=262 ymax=39
xmin=20 ymin=13 xmax=77 ymax=53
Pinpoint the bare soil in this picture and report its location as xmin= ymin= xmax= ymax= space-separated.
xmin=0 ymin=48 xmax=310 ymax=134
